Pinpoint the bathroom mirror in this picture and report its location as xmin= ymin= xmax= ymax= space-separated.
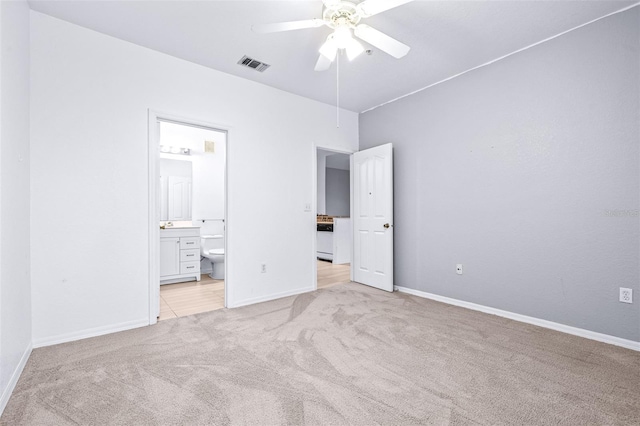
xmin=159 ymin=159 xmax=193 ymax=221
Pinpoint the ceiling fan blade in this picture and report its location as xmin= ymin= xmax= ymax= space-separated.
xmin=322 ymin=0 xmax=342 ymax=7
xmin=354 ymin=24 xmax=410 ymax=58
xmin=252 ymin=19 xmax=325 ymax=34
xmin=314 ymin=54 xmax=333 ymax=72
xmin=356 ymin=0 xmax=414 ymax=18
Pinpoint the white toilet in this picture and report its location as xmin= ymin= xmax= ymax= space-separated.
xmin=200 ymin=235 xmax=225 ymax=280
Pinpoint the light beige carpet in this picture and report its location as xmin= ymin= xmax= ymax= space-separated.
xmin=2 ymin=283 xmax=639 ymax=425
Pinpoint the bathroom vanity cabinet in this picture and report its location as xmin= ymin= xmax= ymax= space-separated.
xmin=160 ymin=227 xmax=201 ymax=284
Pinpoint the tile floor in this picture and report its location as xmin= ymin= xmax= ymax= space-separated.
xmin=159 ymin=274 xmax=224 ymax=320
xmin=159 ymin=261 xmax=350 ymax=321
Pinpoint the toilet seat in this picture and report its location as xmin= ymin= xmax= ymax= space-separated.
xmin=208 ymin=249 xmax=224 ymax=256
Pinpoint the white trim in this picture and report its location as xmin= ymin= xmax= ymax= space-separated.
xmin=230 ymin=286 xmax=315 ymax=309
xmin=148 ymin=111 xmax=160 ymax=325
xmin=395 ymin=286 xmax=640 ymax=352
xmin=32 ymin=318 xmax=149 ymax=349
xmin=0 ymin=344 xmax=32 ymax=415
xmin=148 ymin=110 xmax=231 ymax=317
xmin=312 ymin=144 xmax=318 ymax=291
xmin=361 ymin=2 xmax=640 ymax=114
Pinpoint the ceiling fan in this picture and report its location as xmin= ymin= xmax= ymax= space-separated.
xmin=252 ymin=0 xmax=414 ymax=71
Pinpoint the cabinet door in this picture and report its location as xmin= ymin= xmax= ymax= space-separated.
xmin=160 ymin=237 xmax=180 ymax=277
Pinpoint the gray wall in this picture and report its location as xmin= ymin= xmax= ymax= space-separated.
xmin=359 ymin=8 xmax=639 ymax=342
xmin=326 ymin=168 xmax=350 ymax=217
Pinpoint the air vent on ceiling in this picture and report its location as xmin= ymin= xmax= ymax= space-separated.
xmin=237 ymin=55 xmax=270 ymax=72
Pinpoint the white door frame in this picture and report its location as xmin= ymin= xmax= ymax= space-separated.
xmin=312 ymin=144 xmax=355 ymax=290
xmin=148 ymin=110 xmax=231 ymax=325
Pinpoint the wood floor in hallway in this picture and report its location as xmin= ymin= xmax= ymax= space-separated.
xmin=317 ymin=260 xmax=351 ymax=289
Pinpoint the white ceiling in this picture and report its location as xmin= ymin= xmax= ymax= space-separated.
xmin=29 ymin=0 xmax=635 ymax=112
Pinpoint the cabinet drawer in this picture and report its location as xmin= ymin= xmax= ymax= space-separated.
xmin=180 ymin=261 xmax=200 ymax=274
xmin=180 ymin=237 xmax=199 ymax=249
xmin=180 ymin=249 xmax=200 ymax=262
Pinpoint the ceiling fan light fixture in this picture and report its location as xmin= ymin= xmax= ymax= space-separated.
xmin=345 ymin=38 xmax=364 ymax=61
xmin=333 ymin=25 xmax=353 ymax=49
xmin=319 ymin=35 xmax=338 ymax=60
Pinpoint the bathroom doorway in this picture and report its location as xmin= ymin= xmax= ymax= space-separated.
xmin=148 ymin=112 xmax=228 ymax=323
xmin=315 ymin=147 xmax=353 ymax=290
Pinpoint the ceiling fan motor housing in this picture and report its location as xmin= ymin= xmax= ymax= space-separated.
xmin=323 ymin=1 xmax=362 ymax=29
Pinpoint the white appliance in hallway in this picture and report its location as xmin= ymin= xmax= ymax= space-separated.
xmin=317 ymin=222 xmax=333 ymax=261
xmin=317 ymin=219 xmax=352 ymax=264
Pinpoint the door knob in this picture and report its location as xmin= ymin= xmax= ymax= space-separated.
xmin=383 ymin=223 xmax=390 ymax=229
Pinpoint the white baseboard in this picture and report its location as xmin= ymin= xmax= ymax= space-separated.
xmin=0 ymin=343 xmax=32 ymax=416
xmin=230 ymin=286 xmax=315 ymax=309
xmin=32 ymin=318 xmax=149 ymax=349
xmin=395 ymin=286 xmax=640 ymax=352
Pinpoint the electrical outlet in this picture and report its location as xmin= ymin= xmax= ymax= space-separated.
xmin=619 ymin=288 xmax=633 ymax=304
xmin=456 ymin=264 xmax=463 ymax=275
xmin=304 ymin=203 xmax=311 ymax=212
xmin=261 ymin=263 xmax=267 ymax=273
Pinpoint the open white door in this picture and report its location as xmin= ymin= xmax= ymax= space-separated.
xmin=353 ymin=143 xmax=393 ymax=292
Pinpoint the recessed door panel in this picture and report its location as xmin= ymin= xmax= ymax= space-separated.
xmin=374 ymin=156 xmax=386 ymax=218
xmin=357 ymin=158 xmax=370 ymax=217
xmin=358 ymin=230 xmax=369 ymax=272
xmin=373 ymin=230 xmax=387 ymax=275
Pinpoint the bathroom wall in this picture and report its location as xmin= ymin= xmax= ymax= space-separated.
xmin=0 ymin=0 xmax=32 ymax=413
xmin=30 ymin=12 xmax=358 ymax=345
xmin=159 ymin=158 xmax=191 ymax=178
xmin=160 ymin=121 xmax=226 ymax=221
xmin=360 ymin=7 xmax=640 ymax=342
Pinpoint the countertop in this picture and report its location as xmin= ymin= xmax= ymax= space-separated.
xmin=160 ymin=220 xmax=200 ymax=230
xmin=161 ymin=226 xmax=200 ymax=229
xmin=317 ymin=218 xmax=350 ymax=225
